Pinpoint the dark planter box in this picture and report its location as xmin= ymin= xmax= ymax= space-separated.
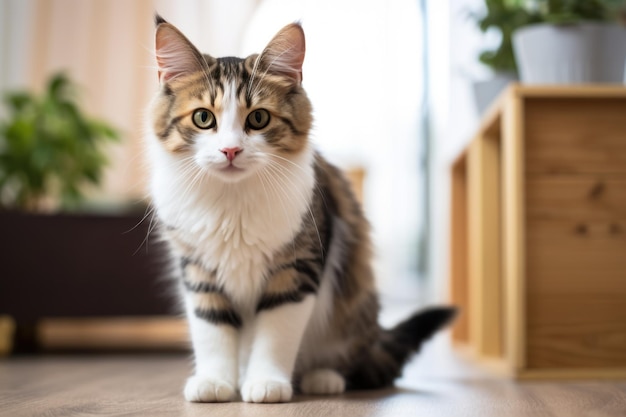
xmin=0 ymin=211 xmax=173 ymax=350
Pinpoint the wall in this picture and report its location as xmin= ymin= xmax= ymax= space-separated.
xmin=427 ymin=0 xmax=493 ymax=301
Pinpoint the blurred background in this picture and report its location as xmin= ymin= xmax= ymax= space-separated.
xmin=0 ymin=0 xmax=464 ymax=304
xmin=3 ymin=0 xmax=624 ymax=354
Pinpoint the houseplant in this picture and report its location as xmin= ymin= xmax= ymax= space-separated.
xmin=0 ymin=72 xmax=119 ymax=212
xmin=0 ymin=74 xmax=171 ymax=353
xmin=475 ymin=0 xmax=541 ymax=74
xmin=472 ymin=0 xmax=541 ymax=113
xmin=513 ymin=0 xmax=626 ymax=83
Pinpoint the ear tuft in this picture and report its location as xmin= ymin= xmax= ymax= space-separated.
xmin=259 ymin=23 xmax=306 ymax=83
xmin=155 ymin=23 xmax=207 ymax=84
xmin=154 ymin=13 xmax=167 ymax=26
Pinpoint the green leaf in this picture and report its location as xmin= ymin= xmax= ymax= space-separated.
xmin=0 ymin=71 xmax=120 ymax=211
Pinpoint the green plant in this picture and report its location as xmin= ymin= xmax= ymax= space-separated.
xmin=475 ymin=0 xmax=625 ymax=73
xmin=536 ymin=0 xmax=623 ymax=23
xmin=475 ymin=0 xmax=542 ymax=73
xmin=0 ymin=73 xmax=119 ymax=211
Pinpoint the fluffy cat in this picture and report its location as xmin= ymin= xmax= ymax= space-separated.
xmin=145 ymin=15 xmax=456 ymax=403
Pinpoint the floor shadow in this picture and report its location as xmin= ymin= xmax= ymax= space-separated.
xmin=292 ymin=385 xmax=440 ymax=404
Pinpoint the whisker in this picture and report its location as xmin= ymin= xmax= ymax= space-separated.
xmin=264 ymin=161 xmax=323 ymax=255
xmin=267 ymin=152 xmax=329 ymax=210
xmin=255 ymin=171 xmax=276 ymax=225
xmin=258 ymin=167 xmax=298 ymax=259
xmin=133 ymin=208 xmax=157 ymax=256
xmin=125 ymin=204 xmax=155 ymax=234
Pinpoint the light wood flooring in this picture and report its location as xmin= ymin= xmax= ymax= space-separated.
xmin=2 ymin=334 xmax=626 ymax=417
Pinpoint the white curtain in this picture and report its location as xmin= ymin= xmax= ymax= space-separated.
xmin=0 ymin=0 xmax=257 ymax=205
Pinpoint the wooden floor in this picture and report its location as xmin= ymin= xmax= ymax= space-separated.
xmin=2 ymin=335 xmax=626 ymax=417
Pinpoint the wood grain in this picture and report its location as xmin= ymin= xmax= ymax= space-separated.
xmin=468 ymin=135 xmax=503 ymax=358
xmin=527 ymin=298 xmax=626 ymax=368
xmin=37 ymin=316 xmax=189 ymax=351
xmin=523 ymin=94 xmax=626 ymax=371
xmin=0 ymin=316 xmax=15 ymax=356
xmin=502 ymin=87 xmax=526 ymax=372
xmin=450 ymin=155 xmax=469 ymax=344
xmin=526 ymin=220 xmax=626 ymax=295
xmin=449 ymin=85 xmax=626 ymax=380
xmin=511 ymin=84 xmax=626 ymax=98
xmin=524 ymin=98 xmax=626 ymax=175
xmin=526 ymin=177 xmax=626 ymax=221
xmin=2 ymin=338 xmax=626 ymax=417
xmin=345 ymin=167 xmax=366 ymax=204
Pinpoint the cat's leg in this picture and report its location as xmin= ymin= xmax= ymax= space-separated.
xmin=181 ymin=264 xmax=240 ymax=402
xmin=300 ymin=369 xmax=346 ymax=395
xmin=184 ymin=308 xmax=239 ymax=402
xmin=241 ymin=295 xmax=315 ymax=403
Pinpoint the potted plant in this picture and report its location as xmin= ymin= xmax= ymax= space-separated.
xmin=513 ymin=0 xmax=626 ymax=83
xmin=0 ymin=74 xmax=171 ymax=353
xmin=0 ymin=73 xmax=119 ymax=212
xmin=472 ymin=0 xmax=541 ymax=113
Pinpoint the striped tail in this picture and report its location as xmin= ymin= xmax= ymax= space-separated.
xmin=345 ymin=306 xmax=458 ymax=389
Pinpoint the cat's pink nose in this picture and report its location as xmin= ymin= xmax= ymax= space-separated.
xmin=220 ymin=147 xmax=242 ymax=162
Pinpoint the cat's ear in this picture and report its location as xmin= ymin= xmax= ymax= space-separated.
xmin=259 ymin=23 xmax=306 ymax=83
xmin=155 ymin=18 xmax=208 ymax=84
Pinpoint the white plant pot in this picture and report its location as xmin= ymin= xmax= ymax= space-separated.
xmin=513 ymin=22 xmax=626 ymax=84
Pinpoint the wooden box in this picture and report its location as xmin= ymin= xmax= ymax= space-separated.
xmin=450 ymin=85 xmax=626 ymax=379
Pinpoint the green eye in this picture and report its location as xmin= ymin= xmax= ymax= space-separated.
xmin=247 ymin=109 xmax=270 ymax=130
xmin=192 ymin=109 xmax=216 ymax=129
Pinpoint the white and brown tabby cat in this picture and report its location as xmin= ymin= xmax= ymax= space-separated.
xmin=145 ymin=15 xmax=456 ymax=403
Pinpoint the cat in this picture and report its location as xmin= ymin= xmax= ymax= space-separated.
xmin=145 ymin=14 xmax=456 ymax=403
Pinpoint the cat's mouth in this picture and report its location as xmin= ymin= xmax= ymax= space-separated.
xmin=207 ymin=159 xmax=253 ymax=182
xmin=221 ymin=164 xmax=244 ymax=172
xmin=214 ymin=161 xmax=247 ymax=178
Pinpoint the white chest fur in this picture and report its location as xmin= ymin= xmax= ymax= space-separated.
xmin=147 ymin=134 xmax=315 ymax=307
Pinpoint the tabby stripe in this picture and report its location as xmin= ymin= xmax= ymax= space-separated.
xmin=180 ymin=256 xmax=193 ymax=271
xmin=180 ymin=257 xmax=216 ymax=278
xmin=158 ymin=113 xmax=185 ymax=141
xmin=213 ymin=64 xmax=222 ymax=81
xmin=298 ymin=281 xmax=317 ymax=294
xmin=236 ymin=75 xmax=251 ymax=106
xmin=183 ymin=280 xmax=221 ymax=293
xmin=269 ymin=258 xmax=321 ymax=277
xmin=256 ymin=282 xmax=317 ymax=312
xmin=319 ymin=183 xmax=336 ymax=258
xmin=294 ymin=259 xmax=320 ymax=285
xmin=194 ymin=308 xmax=242 ymax=328
xmin=176 ymin=124 xmax=197 ymax=145
xmin=279 ymin=116 xmax=304 ymax=137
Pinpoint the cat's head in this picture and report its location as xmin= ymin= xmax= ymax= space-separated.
xmin=149 ymin=15 xmax=313 ymax=183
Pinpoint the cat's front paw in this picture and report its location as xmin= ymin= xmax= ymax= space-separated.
xmin=300 ymin=369 xmax=346 ymax=395
xmin=184 ymin=375 xmax=236 ymax=402
xmin=241 ymin=379 xmax=293 ymax=403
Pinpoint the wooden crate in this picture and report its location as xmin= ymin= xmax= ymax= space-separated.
xmin=450 ymin=85 xmax=626 ymax=379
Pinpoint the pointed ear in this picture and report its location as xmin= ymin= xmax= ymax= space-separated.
xmin=155 ymin=21 xmax=208 ymax=83
xmin=259 ymin=23 xmax=306 ymax=83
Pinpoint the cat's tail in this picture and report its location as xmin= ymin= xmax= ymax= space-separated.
xmin=345 ymin=306 xmax=458 ymax=389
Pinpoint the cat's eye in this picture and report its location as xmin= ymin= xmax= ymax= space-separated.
xmin=192 ymin=109 xmax=216 ymax=129
xmin=246 ymin=109 xmax=270 ymax=130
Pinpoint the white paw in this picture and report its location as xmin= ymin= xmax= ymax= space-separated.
xmin=184 ymin=375 xmax=236 ymax=402
xmin=300 ymin=369 xmax=346 ymax=395
xmin=241 ymin=379 xmax=293 ymax=403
